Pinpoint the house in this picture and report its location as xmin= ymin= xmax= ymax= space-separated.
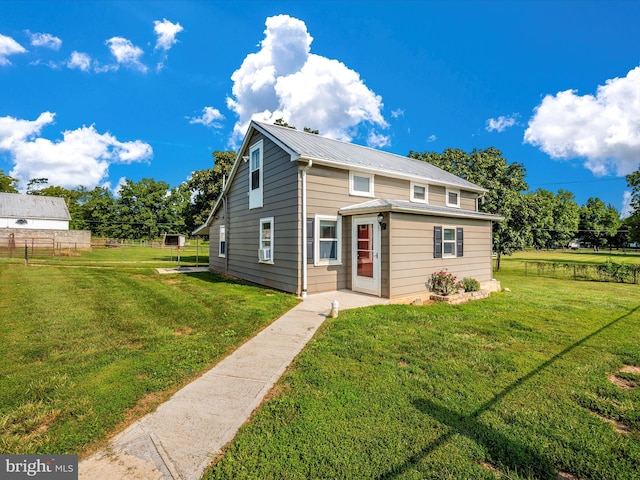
xmin=0 ymin=192 xmax=71 ymax=229
xmin=194 ymin=121 xmax=502 ymax=302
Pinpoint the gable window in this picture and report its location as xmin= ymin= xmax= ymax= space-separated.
xmin=219 ymin=225 xmax=226 ymax=257
xmin=446 ymin=188 xmax=460 ymax=208
xmin=349 ymin=172 xmax=374 ymax=197
xmin=314 ymin=215 xmax=342 ymax=265
xmin=434 ymin=226 xmax=464 ymax=258
xmin=258 ymin=217 xmax=274 ymax=263
xmin=249 ymin=140 xmax=263 ymax=209
xmin=411 ymin=182 xmax=428 ymax=203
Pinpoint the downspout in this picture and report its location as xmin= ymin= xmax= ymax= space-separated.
xmin=223 ymin=194 xmax=228 ymax=274
xmin=301 ymin=159 xmax=313 ymax=298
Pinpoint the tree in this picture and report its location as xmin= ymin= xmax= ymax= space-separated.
xmin=409 ymin=147 xmax=529 ymax=269
xmin=38 ymin=185 xmax=86 ymax=230
xmin=115 ymin=178 xmax=174 ymax=240
xmin=0 ymin=170 xmax=19 ymax=193
xmin=552 ymin=189 xmax=580 ymax=249
xmin=578 ymin=198 xmax=620 ymax=251
xmin=78 ymin=187 xmax=117 ymax=238
xmin=182 ymin=150 xmax=236 ymax=233
xmin=527 ymin=189 xmax=579 ymax=249
xmin=26 ymin=177 xmax=49 ymax=194
xmin=625 ymin=169 xmax=640 ymax=244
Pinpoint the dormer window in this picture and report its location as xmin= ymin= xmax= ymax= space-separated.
xmin=446 ymin=188 xmax=460 ymax=208
xmin=349 ymin=172 xmax=374 ymax=197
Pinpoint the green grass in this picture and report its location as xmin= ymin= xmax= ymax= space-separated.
xmin=0 ymin=259 xmax=299 ymax=455
xmin=205 ymin=252 xmax=640 ymax=479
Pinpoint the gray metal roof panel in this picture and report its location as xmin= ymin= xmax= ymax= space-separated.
xmin=254 ymin=121 xmax=486 ymax=192
xmin=339 ymin=198 xmax=503 ymax=221
xmin=0 ymin=193 xmax=72 ymax=220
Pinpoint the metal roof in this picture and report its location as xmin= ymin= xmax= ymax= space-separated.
xmin=0 ymin=193 xmax=71 ymax=220
xmin=339 ymin=198 xmax=504 ymax=221
xmin=254 ymin=121 xmax=487 ymax=193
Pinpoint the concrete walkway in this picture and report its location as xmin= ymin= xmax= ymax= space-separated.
xmin=79 ymin=290 xmax=388 ymax=480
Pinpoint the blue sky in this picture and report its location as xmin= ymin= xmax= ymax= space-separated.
xmin=1 ymin=1 xmax=639 ymax=216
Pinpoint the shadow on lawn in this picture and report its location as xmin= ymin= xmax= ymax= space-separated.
xmin=376 ymin=305 xmax=640 ymax=480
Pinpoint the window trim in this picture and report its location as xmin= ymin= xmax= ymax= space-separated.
xmin=410 ymin=182 xmax=428 ymax=204
xmin=446 ymin=188 xmax=460 ymax=208
xmin=442 ymin=226 xmax=457 ymax=258
xmin=434 ymin=225 xmax=464 ymax=259
xmin=349 ymin=171 xmax=374 ymax=197
xmin=249 ymin=140 xmax=264 ymax=209
xmin=314 ymin=215 xmax=342 ymax=266
xmin=258 ymin=216 xmax=274 ymax=264
xmin=218 ymin=224 xmax=226 ymax=258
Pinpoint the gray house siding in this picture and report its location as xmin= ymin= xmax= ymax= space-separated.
xmin=387 ymin=213 xmax=493 ymax=300
xmin=209 ymin=130 xmax=301 ymax=294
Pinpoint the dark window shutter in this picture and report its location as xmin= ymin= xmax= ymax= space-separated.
xmin=434 ymin=226 xmax=442 ymax=258
xmin=456 ymin=227 xmax=464 ymax=257
xmin=306 ymin=217 xmax=314 ymax=264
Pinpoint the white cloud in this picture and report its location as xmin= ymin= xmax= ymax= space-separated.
xmin=486 ymin=114 xmax=518 ymax=132
xmin=0 ymin=34 xmax=27 ymax=65
xmin=28 ymin=31 xmax=62 ymax=50
xmin=621 ymin=191 xmax=633 ymax=218
xmin=427 ymin=134 xmax=437 ymax=143
xmin=105 ymin=37 xmax=147 ymax=72
xmin=154 ymin=19 xmax=183 ymax=51
xmin=367 ymin=131 xmax=390 ymax=148
xmin=227 ymin=14 xmax=388 ymax=146
xmin=67 ymin=51 xmax=92 ymax=72
xmin=188 ymin=107 xmax=224 ymax=128
xmin=0 ymin=113 xmax=152 ymax=190
xmin=391 ymin=109 xmax=405 ymax=118
xmin=524 ymin=66 xmax=640 ymax=176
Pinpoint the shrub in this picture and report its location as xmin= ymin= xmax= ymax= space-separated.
xmin=462 ymin=277 xmax=481 ymax=292
xmin=430 ymin=270 xmax=462 ymax=295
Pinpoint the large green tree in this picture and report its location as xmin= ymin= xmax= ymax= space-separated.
xmin=527 ymin=189 xmax=579 ymax=249
xmin=409 ymin=147 xmax=529 ymax=269
xmin=0 ymin=170 xmax=19 ymax=193
xmin=182 ymin=150 xmax=236 ymax=233
xmin=578 ymin=198 xmax=620 ymax=250
xmin=626 ymin=169 xmax=640 ymax=244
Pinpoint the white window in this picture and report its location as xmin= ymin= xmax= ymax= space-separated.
xmin=411 ymin=182 xmax=428 ymax=203
xmin=349 ymin=172 xmax=374 ymax=197
xmin=443 ymin=227 xmax=457 ymax=257
xmin=315 ymin=215 xmax=342 ymax=265
xmin=219 ymin=225 xmax=226 ymax=257
xmin=249 ymin=140 xmax=263 ymax=209
xmin=446 ymin=188 xmax=460 ymax=208
xmin=258 ymin=217 xmax=274 ymax=263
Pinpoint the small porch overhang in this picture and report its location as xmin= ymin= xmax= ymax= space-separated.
xmin=339 ymin=198 xmax=504 ymax=222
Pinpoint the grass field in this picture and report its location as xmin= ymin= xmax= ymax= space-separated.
xmin=0 ymin=247 xmax=299 ymax=455
xmin=205 ymin=251 xmax=640 ymax=479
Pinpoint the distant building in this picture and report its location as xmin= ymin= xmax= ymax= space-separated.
xmin=0 ymin=192 xmax=71 ymax=230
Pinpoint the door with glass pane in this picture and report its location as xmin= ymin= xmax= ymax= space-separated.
xmin=352 ymin=216 xmax=381 ymax=296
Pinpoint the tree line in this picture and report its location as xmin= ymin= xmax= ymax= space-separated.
xmin=2 ymin=144 xmax=640 ymax=266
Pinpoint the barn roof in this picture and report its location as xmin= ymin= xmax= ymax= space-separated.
xmin=0 ymin=193 xmax=71 ymax=221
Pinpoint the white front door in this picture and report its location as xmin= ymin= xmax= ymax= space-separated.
xmin=352 ymin=216 xmax=381 ymax=296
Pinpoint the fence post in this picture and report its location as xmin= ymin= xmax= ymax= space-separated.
xmin=24 ymin=241 xmax=28 ymax=266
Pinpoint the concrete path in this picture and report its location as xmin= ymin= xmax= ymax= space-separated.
xmin=79 ymin=290 xmax=388 ymax=480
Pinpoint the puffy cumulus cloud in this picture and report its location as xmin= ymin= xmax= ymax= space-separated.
xmin=106 ymin=37 xmax=147 ymax=72
xmin=524 ymin=66 xmax=640 ymax=176
xmin=621 ymin=190 xmax=633 ymax=218
xmin=188 ymin=107 xmax=224 ymax=128
xmin=0 ymin=112 xmax=152 ymax=190
xmin=227 ymin=15 xmax=387 ymax=146
xmin=486 ymin=114 xmax=518 ymax=133
xmin=27 ymin=31 xmax=62 ymax=50
xmin=154 ymin=19 xmax=183 ymax=51
xmin=0 ymin=34 xmax=26 ymax=65
xmin=67 ymin=51 xmax=92 ymax=72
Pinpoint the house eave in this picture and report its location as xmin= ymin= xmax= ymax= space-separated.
xmin=339 ymin=199 xmax=504 ymax=222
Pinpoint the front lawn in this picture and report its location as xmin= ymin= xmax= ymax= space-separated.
xmin=0 ymin=263 xmax=299 ymax=455
xmin=206 ymin=253 xmax=640 ymax=479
